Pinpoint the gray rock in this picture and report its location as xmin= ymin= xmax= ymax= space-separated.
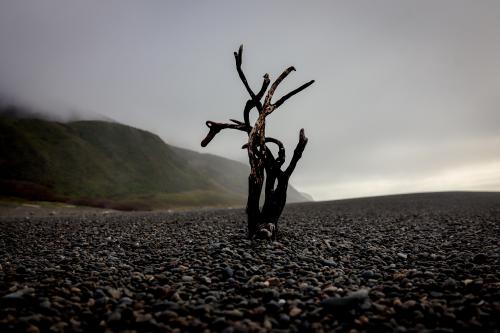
xmin=321 ymin=259 xmax=337 ymax=267
xmin=397 ymin=253 xmax=408 ymax=259
xmin=200 ymin=276 xmax=212 ymax=284
xmin=321 ymin=289 xmax=370 ymax=311
xmin=2 ymin=287 xmax=35 ymax=305
xmin=223 ymin=267 xmax=234 ymax=278
xmin=361 ymin=270 xmax=375 ymax=279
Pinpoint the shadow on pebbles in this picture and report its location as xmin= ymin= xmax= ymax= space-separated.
xmin=1 ymin=192 xmax=499 ymax=332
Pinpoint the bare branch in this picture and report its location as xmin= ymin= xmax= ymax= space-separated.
xmin=263 ymin=66 xmax=295 ymax=108
xmin=264 ymin=137 xmax=285 ymax=166
xmin=234 ymin=45 xmax=256 ymax=100
xmin=284 ymin=128 xmax=308 ymax=177
xmin=201 ymin=120 xmax=248 ymax=147
xmin=229 ymin=119 xmax=245 ymax=125
xmin=243 ymin=100 xmax=257 ymax=129
xmin=273 ymin=80 xmax=315 ymax=110
xmin=256 ymin=74 xmax=270 ymax=100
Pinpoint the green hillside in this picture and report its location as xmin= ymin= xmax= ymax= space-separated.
xmin=0 ymin=113 xmax=309 ymax=210
xmin=170 ymin=146 xmax=311 ymax=203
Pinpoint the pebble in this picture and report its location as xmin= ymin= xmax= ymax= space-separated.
xmin=105 ymin=287 xmax=121 ymax=299
xmin=472 ymin=253 xmax=488 ymax=264
xmin=442 ymin=278 xmax=458 ymax=290
xmin=361 ymin=270 xmax=375 ymax=279
xmin=223 ymin=267 xmax=234 ymax=278
xmin=397 ymin=253 xmax=408 ymax=259
xmin=279 ymin=313 xmax=290 ymax=323
xmin=289 ymin=307 xmax=302 ymax=317
xmin=201 ymin=276 xmax=212 ymax=284
xmin=321 ymin=259 xmax=336 ymax=267
xmin=224 ymin=309 xmax=243 ymax=318
xmin=0 ymin=193 xmax=498 ymax=332
xmin=321 ymin=289 xmax=370 ymax=310
xmin=2 ymin=287 xmax=34 ymax=305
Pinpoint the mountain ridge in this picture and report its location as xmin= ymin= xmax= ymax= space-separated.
xmin=0 ymin=110 xmax=310 ymax=210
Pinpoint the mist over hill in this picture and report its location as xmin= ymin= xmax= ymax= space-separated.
xmin=0 ymin=107 xmax=310 ymax=210
xmin=0 ymin=97 xmax=116 ymax=123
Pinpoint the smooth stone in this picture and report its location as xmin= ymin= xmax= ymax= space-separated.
xmin=223 ymin=267 xmax=234 ymax=278
xmin=259 ymin=288 xmax=280 ymax=300
xmin=204 ymin=295 xmax=217 ymax=303
xmin=224 ymin=309 xmax=243 ymax=318
xmin=266 ymin=300 xmax=281 ymax=313
xmin=321 ymin=259 xmax=337 ymax=267
xmin=279 ymin=313 xmax=290 ymax=323
xmin=321 ymin=289 xmax=370 ymax=311
xmin=201 ymin=276 xmax=212 ymax=284
xmin=289 ymin=307 xmax=302 ymax=317
xmin=472 ymin=253 xmax=488 ymax=264
xmin=397 ymin=253 xmax=408 ymax=259
xmin=361 ymin=270 xmax=375 ymax=279
xmin=182 ymin=275 xmax=194 ymax=282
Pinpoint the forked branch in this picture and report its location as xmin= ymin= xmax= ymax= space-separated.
xmin=263 ymin=66 xmax=296 ymax=108
xmin=234 ymin=45 xmax=270 ymax=112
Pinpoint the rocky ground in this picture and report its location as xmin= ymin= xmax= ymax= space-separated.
xmin=1 ymin=192 xmax=499 ymax=332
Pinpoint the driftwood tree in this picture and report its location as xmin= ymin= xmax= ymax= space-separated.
xmin=201 ymin=45 xmax=314 ymax=239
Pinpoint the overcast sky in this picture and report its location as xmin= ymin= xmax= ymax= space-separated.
xmin=0 ymin=1 xmax=499 ymax=200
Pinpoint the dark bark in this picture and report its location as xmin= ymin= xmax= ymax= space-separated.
xmin=201 ymin=45 xmax=313 ymax=239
